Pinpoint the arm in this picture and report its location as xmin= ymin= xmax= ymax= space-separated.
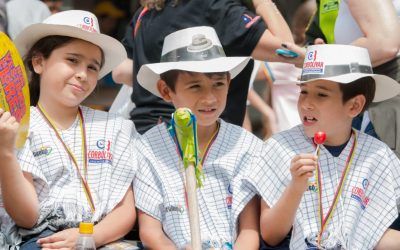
xmin=291 ymin=0 xmax=317 ymax=45
xmin=138 ymin=210 xmax=176 ymax=249
xmin=348 ymin=0 xmax=400 ymax=66
xmin=375 ymin=229 xmax=400 ymax=250
xmin=0 ymin=110 xmax=38 ymax=228
xmin=93 ymin=187 xmax=136 ymax=247
xmin=260 ymin=154 xmax=317 ymax=246
xmin=38 ymin=187 xmax=136 ymax=249
xmin=112 ymin=58 xmax=134 ymax=86
xmin=234 ymin=196 xmax=260 ymax=250
xmin=251 ymin=0 xmax=296 ymax=62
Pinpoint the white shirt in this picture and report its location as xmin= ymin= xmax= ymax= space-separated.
xmin=245 ymin=125 xmax=400 ymax=249
xmin=16 ymin=106 xmax=137 ymax=236
xmin=6 ymin=0 xmax=51 ymax=39
xmin=134 ymin=120 xmax=263 ymax=249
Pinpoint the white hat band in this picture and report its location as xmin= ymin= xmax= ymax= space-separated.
xmin=161 ymin=45 xmax=225 ymax=63
xmin=301 ymin=63 xmax=373 ymax=81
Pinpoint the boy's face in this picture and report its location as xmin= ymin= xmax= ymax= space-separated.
xmin=158 ymin=72 xmax=230 ymax=128
xmin=297 ymin=80 xmax=363 ymax=145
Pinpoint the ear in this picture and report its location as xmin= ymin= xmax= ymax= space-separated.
xmin=157 ymin=79 xmax=173 ymax=102
xmin=346 ymin=94 xmax=366 ymax=118
xmin=31 ymin=55 xmax=45 ymax=74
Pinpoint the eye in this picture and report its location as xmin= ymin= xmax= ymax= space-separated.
xmin=188 ymin=84 xmax=200 ymax=89
xmin=300 ymin=90 xmax=307 ymax=95
xmin=67 ymin=57 xmax=78 ymax=64
xmin=318 ymin=93 xmax=328 ymax=97
xmin=88 ymin=64 xmax=100 ymax=72
xmin=214 ymin=81 xmax=226 ymax=87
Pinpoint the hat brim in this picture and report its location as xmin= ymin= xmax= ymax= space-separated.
xmin=14 ymin=24 xmax=127 ymax=79
xmin=137 ymin=57 xmax=250 ymax=97
xmin=288 ymin=73 xmax=400 ymax=102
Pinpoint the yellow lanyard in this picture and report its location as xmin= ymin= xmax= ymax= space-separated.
xmin=199 ymin=122 xmax=220 ymax=167
xmin=37 ymin=104 xmax=95 ymax=213
xmin=315 ymin=129 xmax=357 ymax=246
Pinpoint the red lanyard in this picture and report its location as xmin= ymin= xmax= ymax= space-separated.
xmin=134 ymin=7 xmax=149 ymax=36
xmin=37 ymin=104 xmax=95 ymax=213
xmin=315 ymin=130 xmax=357 ymax=246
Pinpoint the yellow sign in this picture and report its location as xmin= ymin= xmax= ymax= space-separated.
xmin=0 ymin=32 xmax=30 ymax=148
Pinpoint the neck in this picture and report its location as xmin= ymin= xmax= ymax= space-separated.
xmin=197 ymin=122 xmax=219 ymax=153
xmin=324 ymin=129 xmax=353 ymax=146
xmin=38 ymin=99 xmax=79 ymax=130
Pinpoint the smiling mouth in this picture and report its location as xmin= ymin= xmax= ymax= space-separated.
xmin=68 ymin=83 xmax=85 ymax=92
xmin=199 ymin=108 xmax=216 ymax=113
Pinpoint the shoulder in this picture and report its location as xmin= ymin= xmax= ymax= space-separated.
xmin=138 ymin=123 xmax=170 ymax=151
xmin=141 ymin=122 xmax=168 ymax=140
xmin=268 ymin=125 xmax=308 ymax=148
xmin=81 ymin=106 xmax=127 ymax=123
xmin=219 ymin=120 xmax=264 ymax=148
xmin=81 ymin=106 xmax=137 ymax=135
xmin=356 ymin=131 xmax=396 ymax=159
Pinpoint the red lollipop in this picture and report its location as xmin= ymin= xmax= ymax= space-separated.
xmin=314 ymin=131 xmax=326 ymax=145
xmin=313 ymin=131 xmax=326 ymax=156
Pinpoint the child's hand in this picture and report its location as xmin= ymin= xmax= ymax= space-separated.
xmin=289 ymin=154 xmax=317 ymax=192
xmin=37 ymin=228 xmax=79 ymax=249
xmin=0 ymin=109 xmax=19 ymax=153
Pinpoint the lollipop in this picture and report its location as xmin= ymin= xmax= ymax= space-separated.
xmin=313 ymin=131 xmax=326 ymax=156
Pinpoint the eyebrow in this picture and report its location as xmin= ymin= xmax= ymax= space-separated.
xmin=211 ymin=76 xmax=227 ymax=80
xmin=66 ymin=53 xmax=101 ymax=68
xmin=299 ymin=83 xmax=333 ymax=91
xmin=315 ymin=85 xmax=333 ymax=91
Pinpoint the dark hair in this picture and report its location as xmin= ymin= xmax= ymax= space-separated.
xmin=339 ymin=76 xmax=376 ymax=113
xmin=159 ymin=70 xmax=229 ymax=92
xmin=24 ymin=35 xmax=104 ymax=106
xmin=140 ymin=0 xmax=179 ymax=10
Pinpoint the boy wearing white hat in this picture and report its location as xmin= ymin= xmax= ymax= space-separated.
xmin=133 ymin=26 xmax=262 ymax=249
xmin=245 ymin=44 xmax=400 ymax=249
xmin=0 ymin=10 xmax=137 ymax=249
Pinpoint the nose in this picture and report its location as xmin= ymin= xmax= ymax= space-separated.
xmin=75 ymin=67 xmax=88 ymax=82
xmin=300 ymin=94 xmax=314 ymax=111
xmin=201 ymin=88 xmax=217 ymax=105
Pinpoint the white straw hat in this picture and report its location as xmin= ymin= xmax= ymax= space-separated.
xmin=137 ymin=26 xmax=250 ymax=97
xmin=14 ymin=10 xmax=127 ymax=79
xmin=295 ymin=44 xmax=400 ymax=102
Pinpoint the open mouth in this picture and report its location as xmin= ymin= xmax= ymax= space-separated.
xmin=303 ymin=116 xmax=317 ymax=122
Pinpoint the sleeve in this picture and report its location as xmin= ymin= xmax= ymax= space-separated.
xmin=387 ymin=147 xmax=400 ymax=209
xmin=243 ymin=139 xmax=290 ymax=207
xmin=206 ymin=0 xmax=266 ymax=56
xmin=38 ymin=2 xmax=51 ymax=21
xmin=107 ymin=118 xmax=138 ymax=208
xmin=121 ymin=9 xmax=142 ymax=59
xmin=133 ymin=139 xmax=164 ymax=221
xmin=16 ymin=137 xmax=49 ymax=203
xmin=351 ymin=147 xmax=399 ymax=248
